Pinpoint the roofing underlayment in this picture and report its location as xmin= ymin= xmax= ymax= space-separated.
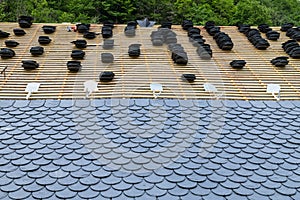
xmin=0 ymin=23 xmax=300 ymax=199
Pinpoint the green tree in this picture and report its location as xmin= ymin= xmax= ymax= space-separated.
xmin=0 ymin=0 xmax=299 ymax=26
xmin=97 ymin=0 xmax=136 ymax=23
xmin=233 ymin=0 xmax=272 ymax=25
xmin=260 ymin=0 xmax=300 ymax=25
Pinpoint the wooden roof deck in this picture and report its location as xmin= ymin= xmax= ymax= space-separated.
xmin=0 ymin=23 xmax=300 ymax=100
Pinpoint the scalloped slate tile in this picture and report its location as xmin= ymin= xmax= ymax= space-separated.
xmin=2 ymin=99 xmax=300 ymax=199
xmin=78 ymin=188 xmax=100 ymax=199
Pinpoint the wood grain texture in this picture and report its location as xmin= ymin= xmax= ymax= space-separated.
xmin=0 ymin=23 xmax=299 ymax=100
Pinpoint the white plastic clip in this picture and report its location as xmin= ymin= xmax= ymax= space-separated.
xmin=84 ymin=80 xmax=98 ymax=98
xmin=267 ymin=84 xmax=280 ymax=101
xmin=150 ymin=83 xmax=163 ymax=99
xmin=25 ymin=83 xmax=40 ymax=99
xmin=204 ymin=83 xmax=220 ymax=99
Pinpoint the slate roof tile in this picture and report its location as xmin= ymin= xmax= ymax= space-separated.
xmin=1 ymin=99 xmax=300 ymax=199
xmin=55 ymin=187 xmax=77 ymax=199
xmin=77 ymin=187 xmax=100 ymax=199
xmin=123 ymin=186 xmax=144 ymax=198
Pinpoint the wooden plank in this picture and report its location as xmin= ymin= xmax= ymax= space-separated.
xmin=0 ymin=23 xmax=300 ymax=100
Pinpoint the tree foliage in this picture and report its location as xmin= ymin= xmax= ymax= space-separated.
xmin=0 ymin=0 xmax=300 ymax=25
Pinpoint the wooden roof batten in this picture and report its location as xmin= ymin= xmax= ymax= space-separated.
xmin=0 ymin=22 xmax=299 ymax=100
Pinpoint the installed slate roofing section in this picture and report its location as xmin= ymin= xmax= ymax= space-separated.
xmin=1 ymin=99 xmax=300 ymax=199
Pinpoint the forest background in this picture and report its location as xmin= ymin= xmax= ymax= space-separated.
xmin=0 ymin=0 xmax=299 ymax=26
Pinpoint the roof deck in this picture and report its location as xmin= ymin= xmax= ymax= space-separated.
xmin=0 ymin=23 xmax=300 ymax=100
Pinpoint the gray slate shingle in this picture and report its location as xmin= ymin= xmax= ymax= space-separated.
xmin=0 ymin=99 xmax=299 ymax=199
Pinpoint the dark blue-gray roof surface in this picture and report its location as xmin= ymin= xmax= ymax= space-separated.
xmin=0 ymin=99 xmax=300 ymax=199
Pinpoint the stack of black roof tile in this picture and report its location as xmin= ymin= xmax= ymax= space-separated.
xmin=99 ymin=71 xmax=115 ymax=81
xmin=0 ymin=30 xmax=10 ymax=38
xmin=169 ymin=43 xmax=188 ymax=65
xmin=71 ymin=40 xmax=87 ymax=49
xmin=30 ymin=46 xmax=44 ymax=56
xmin=182 ymin=20 xmax=212 ymax=59
xmin=204 ymin=21 xmax=220 ymax=36
xmin=230 ymin=60 xmax=247 ymax=69
xmin=22 ymin=60 xmax=39 ymax=70
xmin=0 ymin=48 xmax=15 ymax=59
xmin=101 ymin=53 xmax=114 ymax=63
xmin=67 ymin=61 xmax=82 ymax=72
xmin=160 ymin=21 xmax=172 ymax=29
xmin=150 ymin=28 xmax=177 ymax=46
xmin=103 ymin=39 xmax=114 ymax=49
xmin=258 ymin=24 xmax=272 ymax=33
xmin=281 ymin=22 xmax=294 ymax=32
xmin=18 ymin=16 xmax=33 ymax=28
xmin=213 ymin=32 xmax=234 ymax=50
xmin=181 ymin=20 xmax=212 ymax=60
xmin=5 ymin=40 xmax=19 ymax=47
xmin=196 ymin=43 xmax=213 ymax=60
xmin=282 ymin=40 xmax=300 ymax=58
xmin=71 ymin=50 xmax=85 ymax=59
xmin=286 ymin=27 xmax=300 ymax=41
xmin=181 ymin=19 xmax=193 ymax=30
xmin=76 ymin=23 xmax=90 ymax=33
xmin=181 ymin=74 xmax=196 ymax=82
xmin=38 ymin=36 xmax=51 ymax=45
xmin=258 ymin=24 xmax=280 ymax=41
xmin=42 ymin=25 xmax=56 ymax=34
xmin=83 ymin=32 xmax=97 ymax=39
xmin=204 ymin=21 xmax=233 ymax=51
xmin=103 ymin=20 xmax=114 ymax=29
xmin=186 ymin=26 xmax=212 ymax=59
xmin=128 ymin=44 xmax=141 ymax=57
xmin=237 ymin=24 xmax=251 ymax=33
xmin=243 ymin=28 xmax=270 ymax=50
xmin=102 ymin=25 xmax=113 ymax=38
xmin=150 ymin=30 xmax=164 ymax=46
xmin=271 ymin=56 xmax=289 ymax=67
xmin=124 ymin=21 xmax=137 ymax=37
xmin=13 ymin=28 xmax=26 ymax=36
xmin=188 ymin=27 xmax=204 ymax=46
